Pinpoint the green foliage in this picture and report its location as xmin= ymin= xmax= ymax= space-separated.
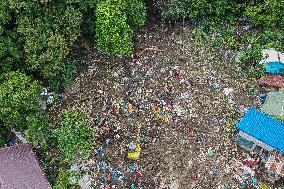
xmin=0 ymin=71 xmax=42 ymax=130
xmin=96 ymin=0 xmax=134 ymax=55
xmin=0 ymin=0 xmax=146 ymax=92
xmin=25 ymin=113 xmax=52 ymax=150
xmin=54 ymin=109 xmax=94 ymax=165
xmin=192 ymin=27 xmax=210 ymax=45
xmin=162 ymin=0 xmax=238 ymax=22
xmin=245 ymin=0 xmax=284 ymax=28
xmin=0 ymin=128 xmax=6 ymax=147
xmin=126 ymin=0 xmax=147 ymax=28
xmin=239 ymin=29 xmax=284 ymax=67
xmin=162 ymin=0 xmax=194 ymax=21
xmin=0 ymin=137 xmax=5 ymax=147
xmin=53 ymin=168 xmax=80 ymax=189
xmin=16 ymin=4 xmax=82 ymax=90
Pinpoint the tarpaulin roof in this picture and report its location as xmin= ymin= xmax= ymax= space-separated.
xmin=262 ymin=92 xmax=284 ymax=121
xmin=260 ymin=74 xmax=284 ymax=88
xmin=260 ymin=49 xmax=284 ymax=74
xmin=0 ymin=144 xmax=51 ymax=189
xmin=264 ymin=62 xmax=284 ymax=74
xmin=236 ymin=108 xmax=284 ymax=153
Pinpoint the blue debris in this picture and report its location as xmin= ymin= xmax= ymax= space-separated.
xmin=7 ymin=138 xmax=14 ymax=146
xmin=259 ymin=93 xmax=267 ymax=104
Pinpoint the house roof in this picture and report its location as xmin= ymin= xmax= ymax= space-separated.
xmin=262 ymin=92 xmax=284 ymax=121
xmin=260 ymin=49 xmax=284 ymax=74
xmin=264 ymin=62 xmax=284 ymax=74
xmin=260 ymin=49 xmax=284 ymax=64
xmin=0 ymin=144 xmax=51 ymax=189
xmin=236 ymin=108 xmax=284 ymax=153
xmin=260 ymin=74 xmax=284 ymax=88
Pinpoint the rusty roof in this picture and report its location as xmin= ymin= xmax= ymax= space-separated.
xmin=260 ymin=74 xmax=284 ymax=88
xmin=0 ymin=144 xmax=51 ymax=189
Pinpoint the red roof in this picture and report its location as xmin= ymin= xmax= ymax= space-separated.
xmin=260 ymin=74 xmax=284 ymax=88
xmin=0 ymin=144 xmax=51 ymax=189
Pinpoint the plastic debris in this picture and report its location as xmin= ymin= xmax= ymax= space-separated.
xmin=127 ymin=144 xmax=141 ymax=160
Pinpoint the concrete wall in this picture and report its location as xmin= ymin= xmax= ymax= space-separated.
xmin=238 ymin=131 xmax=274 ymax=152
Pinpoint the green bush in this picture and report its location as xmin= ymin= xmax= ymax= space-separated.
xmin=0 ymin=71 xmax=42 ymax=130
xmin=162 ymin=0 xmax=237 ymax=22
xmin=54 ymin=109 xmax=94 ymax=165
xmin=126 ymin=0 xmax=147 ymax=28
xmin=162 ymin=0 xmax=190 ymax=21
xmin=95 ymin=0 xmax=134 ymax=55
xmin=25 ymin=113 xmax=52 ymax=150
xmin=0 ymin=128 xmax=5 ymax=147
xmin=245 ymin=0 xmax=284 ymax=28
xmin=53 ymin=168 xmax=79 ymax=189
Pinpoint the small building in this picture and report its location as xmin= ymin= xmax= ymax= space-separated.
xmin=236 ymin=108 xmax=284 ymax=160
xmin=260 ymin=49 xmax=284 ymax=64
xmin=236 ymin=108 xmax=284 ymax=182
xmin=0 ymin=144 xmax=51 ymax=189
xmin=260 ymin=49 xmax=284 ymax=74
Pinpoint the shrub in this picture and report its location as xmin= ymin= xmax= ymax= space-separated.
xmin=25 ymin=113 xmax=52 ymax=150
xmin=53 ymin=168 xmax=80 ymax=189
xmin=54 ymin=109 xmax=94 ymax=165
xmin=95 ymin=0 xmax=133 ymax=55
xmin=0 ymin=71 xmax=42 ymax=130
xmin=245 ymin=0 xmax=284 ymax=28
xmin=162 ymin=0 xmax=192 ymax=21
xmin=126 ymin=0 xmax=147 ymax=28
xmin=0 ymin=128 xmax=5 ymax=147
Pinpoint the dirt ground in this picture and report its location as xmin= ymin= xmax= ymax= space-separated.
xmin=48 ymin=22 xmax=269 ymax=188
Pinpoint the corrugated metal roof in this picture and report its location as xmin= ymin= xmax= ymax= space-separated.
xmin=236 ymin=108 xmax=284 ymax=153
xmin=0 ymin=144 xmax=51 ymax=189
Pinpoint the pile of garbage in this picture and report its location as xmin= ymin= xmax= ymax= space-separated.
xmin=49 ymin=23 xmax=268 ymax=188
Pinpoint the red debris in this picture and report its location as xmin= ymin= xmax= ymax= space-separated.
xmin=136 ymin=171 xmax=142 ymax=178
xmin=260 ymin=74 xmax=284 ymax=88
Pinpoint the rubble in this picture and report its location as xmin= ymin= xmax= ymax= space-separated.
xmin=48 ymin=22 xmax=275 ymax=188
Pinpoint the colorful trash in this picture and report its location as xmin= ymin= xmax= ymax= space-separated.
xmin=127 ymin=144 xmax=141 ymax=160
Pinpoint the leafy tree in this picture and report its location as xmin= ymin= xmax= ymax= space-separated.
xmin=54 ymin=109 xmax=94 ymax=165
xmin=0 ymin=71 xmax=42 ymax=130
xmin=16 ymin=3 xmax=82 ymax=90
xmin=0 ymin=1 xmax=24 ymax=73
xmin=96 ymin=0 xmax=134 ymax=55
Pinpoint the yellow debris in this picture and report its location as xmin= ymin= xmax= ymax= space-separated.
xmin=128 ymin=103 xmax=133 ymax=113
xmin=164 ymin=114 xmax=170 ymax=124
xmin=127 ymin=144 xmax=141 ymax=160
xmin=261 ymin=183 xmax=268 ymax=189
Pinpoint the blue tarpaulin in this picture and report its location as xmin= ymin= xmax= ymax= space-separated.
xmin=264 ymin=62 xmax=284 ymax=74
xmin=236 ymin=108 xmax=284 ymax=153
